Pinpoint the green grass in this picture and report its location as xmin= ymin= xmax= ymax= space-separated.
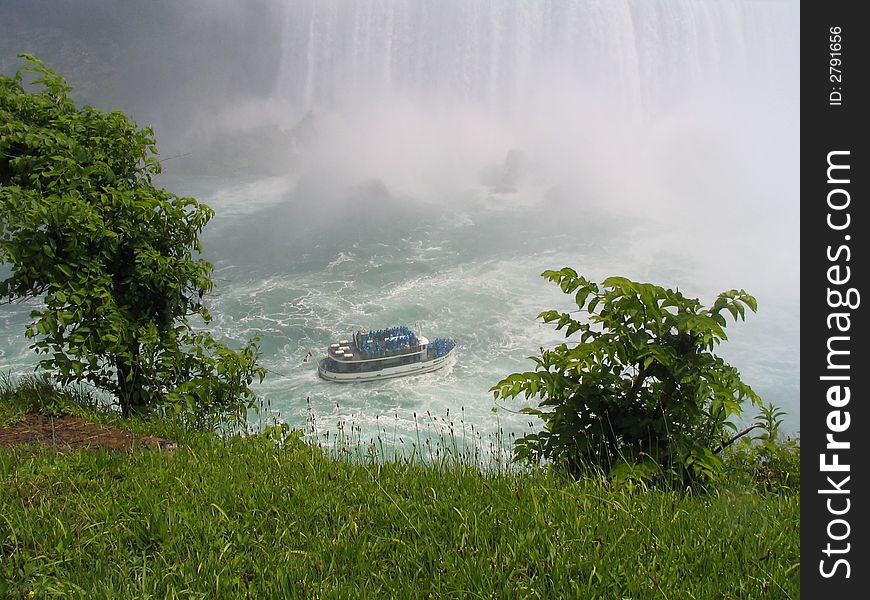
xmin=0 ymin=373 xmax=106 ymax=427
xmin=0 ymin=383 xmax=799 ymax=599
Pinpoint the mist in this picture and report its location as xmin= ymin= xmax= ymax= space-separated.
xmin=1 ymin=0 xmax=800 ymax=433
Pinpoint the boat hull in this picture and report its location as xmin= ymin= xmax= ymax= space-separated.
xmin=318 ymin=349 xmax=455 ymax=382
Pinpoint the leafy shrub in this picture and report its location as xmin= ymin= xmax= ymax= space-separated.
xmin=492 ymin=269 xmax=761 ymax=487
xmin=1 ymin=55 xmax=264 ymax=418
xmin=722 ymin=404 xmax=800 ymax=494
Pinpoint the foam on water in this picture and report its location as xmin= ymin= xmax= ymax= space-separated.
xmin=180 ymin=180 xmax=798 ymax=443
xmin=0 ymin=169 xmax=799 ymax=444
xmin=0 ymin=0 xmax=799 ymax=449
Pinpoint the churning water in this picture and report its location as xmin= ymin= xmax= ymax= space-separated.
xmin=0 ymin=0 xmax=800 ymax=443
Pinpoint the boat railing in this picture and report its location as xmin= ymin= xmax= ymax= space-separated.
xmin=353 ymin=325 xmax=421 ymax=359
xmin=427 ymin=338 xmax=456 ymax=359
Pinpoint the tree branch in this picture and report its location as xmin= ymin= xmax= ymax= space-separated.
xmin=625 ymin=364 xmax=648 ymax=404
xmin=713 ymin=424 xmax=762 ymax=454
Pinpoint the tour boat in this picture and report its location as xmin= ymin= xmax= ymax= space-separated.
xmin=318 ymin=325 xmax=456 ymax=382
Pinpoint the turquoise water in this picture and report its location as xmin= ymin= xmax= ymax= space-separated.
xmin=0 ymin=0 xmax=800 ymax=448
xmin=0 ymin=171 xmax=800 ymax=447
xmin=182 ymin=173 xmax=805 ymax=440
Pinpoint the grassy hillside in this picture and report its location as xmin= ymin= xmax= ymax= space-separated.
xmin=1 ymin=436 xmax=796 ymax=597
xmin=0 ymin=379 xmax=799 ymax=599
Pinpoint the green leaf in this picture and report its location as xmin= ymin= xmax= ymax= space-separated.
xmin=0 ymin=56 xmax=263 ymax=419
xmin=497 ymin=269 xmax=759 ymax=486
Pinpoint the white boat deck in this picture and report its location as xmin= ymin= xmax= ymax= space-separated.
xmin=318 ymin=327 xmax=454 ymax=382
xmin=327 ymin=336 xmax=429 ymax=363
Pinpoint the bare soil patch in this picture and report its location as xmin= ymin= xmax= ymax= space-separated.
xmin=0 ymin=413 xmax=177 ymax=451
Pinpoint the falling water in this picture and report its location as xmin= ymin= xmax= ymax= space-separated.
xmin=271 ymin=0 xmax=796 ymax=118
xmin=0 ymin=0 xmax=801 ymax=443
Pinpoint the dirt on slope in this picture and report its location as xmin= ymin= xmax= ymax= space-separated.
xmin=0 ymin=413 xmax=177 ymax=452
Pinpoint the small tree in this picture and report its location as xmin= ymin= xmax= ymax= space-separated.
xmin=492 ymin=268 xmax=760 ymax=485
xmin=1 ymin=55 xmax=264 ymax=418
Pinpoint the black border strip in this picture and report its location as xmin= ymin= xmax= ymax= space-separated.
xmin=802 ymin=2 xmax=869 ymax=595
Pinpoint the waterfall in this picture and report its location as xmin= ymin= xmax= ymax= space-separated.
xmin=271 ymin=0 xmax=797 ymax=118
